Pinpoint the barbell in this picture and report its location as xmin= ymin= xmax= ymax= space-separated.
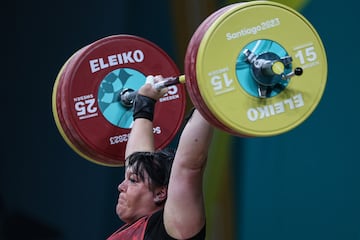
xmin=52 ymin=1 xmax=328 ymax=166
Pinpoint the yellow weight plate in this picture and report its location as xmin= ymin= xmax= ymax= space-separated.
xmin=195 ymin=1 xmax=327 ymax=136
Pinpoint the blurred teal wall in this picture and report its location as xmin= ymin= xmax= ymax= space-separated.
xmin=232 ymin=1 xmax=360 ymax=240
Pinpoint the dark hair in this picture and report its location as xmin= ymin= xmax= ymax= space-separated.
xmin=126 ymin=148 xmax=175 ymax=191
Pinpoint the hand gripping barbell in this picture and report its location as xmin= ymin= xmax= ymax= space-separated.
xmin=52 ymin=1 xmax=327 ymax=166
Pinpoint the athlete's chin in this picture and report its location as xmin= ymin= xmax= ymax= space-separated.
xmin=116 ymin=204 xmax=124 ymax=217
xmin=116 ymin=207 xmax=131 ymax=223
xmin=116 ymin=198 xmax=131 ymax=222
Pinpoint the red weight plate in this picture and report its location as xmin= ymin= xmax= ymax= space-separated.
xmin=184 ymin=6 xmax=228 ymax=129
xmin=184 ymin=4 xmax=246 ymax=136
xmin=54 ymin=45 xmax=113 ymax=164
xmin=57 ymin=35 xmax=186 ymax=166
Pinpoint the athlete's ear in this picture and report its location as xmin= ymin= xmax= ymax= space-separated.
xmin=154 ymin=186 xmax=167 ymax=203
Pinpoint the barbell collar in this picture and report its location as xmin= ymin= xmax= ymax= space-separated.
xmin=281 ymin=67 xmax=304 ymax=80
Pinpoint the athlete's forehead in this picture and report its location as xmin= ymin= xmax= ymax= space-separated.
xmin=124 ymin=163 xmax=135 ymax=175
xmin=124 ymin=159 xmax=135 ymax=172
xmin=124 ymin=161 xmax=150 ymax=182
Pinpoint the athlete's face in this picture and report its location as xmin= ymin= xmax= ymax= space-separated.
xmin=116 ymin=165 xmax=160 ymax=223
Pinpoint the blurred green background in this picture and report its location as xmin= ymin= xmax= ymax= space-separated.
xmin=3 ymin=0 xmax=359 ymax=239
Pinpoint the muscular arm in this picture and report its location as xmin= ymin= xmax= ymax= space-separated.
xmin=125 ymin=78 xmax=214 ymax=238
xmin=124 ymin=82 xmax=167 ymax=158
xmin=125 ymin=118 xmax=154 ymax=158
xmin=164 ymin=109 xmax=214 ymax=239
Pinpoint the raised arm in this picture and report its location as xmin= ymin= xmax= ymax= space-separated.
xmin=124 ymin=79 xmax=167 ymax=158
xmin=164 ymin=109 xmax=214 ymax=239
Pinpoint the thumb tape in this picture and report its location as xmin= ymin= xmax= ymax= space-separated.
xmin=145 ymin=75 xmax=155 ymax=85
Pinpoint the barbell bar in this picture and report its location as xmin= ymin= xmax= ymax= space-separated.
xmin=52 ymin=1 xmax=328 ymax=166
xmin=119 ymin=75 xmax=186 ymax=108
xmin=119 ymin=64 xmax=303 ymax=108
